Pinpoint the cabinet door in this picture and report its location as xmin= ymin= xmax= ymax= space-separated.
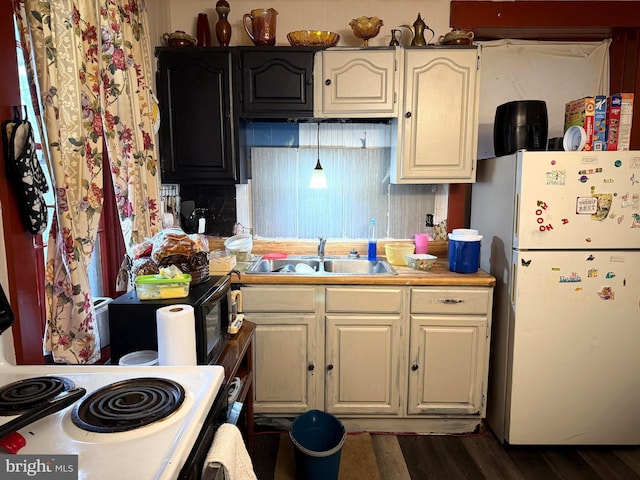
xmin=239 ymin=48 xmax=315 ymax=117
xmin=243 ymin=286 xmax=322 ymax=413
xmin=315 ymin=48 xmax=398 ymax=117
xmin=408 ymin=315 xmax=487 ymax=415
xmin=252 ymin=314 xmax=322 ymax=413
xmin=393 ymin=47 xmax=480 ymax=183
xmin=156 ymin=48 xmax=239 ymax=183
xmin=325 ymin=315 xmax=402 ymax=415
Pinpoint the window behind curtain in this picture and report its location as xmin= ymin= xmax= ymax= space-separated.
xmin=14 ymin=20 xmax=105 ymax=326
xmin=248 ymin=122 xmax=442 ymax=239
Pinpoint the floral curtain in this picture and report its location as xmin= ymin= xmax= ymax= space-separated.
xmin=13 ymin=0 xmax=161 ymax=364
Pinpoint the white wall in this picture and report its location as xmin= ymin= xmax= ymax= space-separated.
xmin=149 ymin=0 xmax=453 ymax=48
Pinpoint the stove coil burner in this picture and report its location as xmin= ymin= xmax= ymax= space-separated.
xmin=71 ymin=378 xmax=185 ymax=433
xmin=0 ymin=376 xmax=75 ymax=415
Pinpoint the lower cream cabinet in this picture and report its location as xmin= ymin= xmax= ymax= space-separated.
xmin=408 ymin=287 xmax=492 ymax=416
xmin=241 ymin=282 xmax=493 ymax=432
xmin=242 ymin=285 xmax=323 ymax=414
xmin=325 ymin=287 xmax=404 ymax=415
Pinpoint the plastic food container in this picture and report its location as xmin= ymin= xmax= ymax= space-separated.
xmin=224 ymin=234 xmax=253 ymax=261
xmin=119 ymin=350 xmax=158 ymax=366
xmin=135 ymin=274 xmax=191 ymax=300
xmin=209 ymin=250 xmax=237 ymax=274
xmin=405 ymin=254 xmax=437 ymax=271
xmin=384 ymin=243 xmax=415 ymax=266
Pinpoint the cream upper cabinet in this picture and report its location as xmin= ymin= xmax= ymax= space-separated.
xmin=242 ymin=285 xmax=323 ymax=414
xmin=407 ymin=287 xmax=492 ymax=415
xmin=324 ymin=287 xmax=404 ymax=415
xmin=391 ymin=47 xmax=481 ymax=184
xmin=314 ymin=48 xmax=399 ymax=118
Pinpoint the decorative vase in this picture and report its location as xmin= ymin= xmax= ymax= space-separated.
xmin=196 ymin=13 xmax=211 ymax=47
xmin=215 ymin=0 xmax=232 ymax=47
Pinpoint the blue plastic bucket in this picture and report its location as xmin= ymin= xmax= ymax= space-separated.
xmin=448 ymin=233 xmax=482 ymax=274
xmin=289 ymin=409 xmax=346 ymax=480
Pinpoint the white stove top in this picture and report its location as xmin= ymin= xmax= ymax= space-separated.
xmin=0 ymin=363 xmax=225 ymax=479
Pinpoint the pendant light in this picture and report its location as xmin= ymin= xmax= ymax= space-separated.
xmin=309 ymin=123 xmax=328 ymax=189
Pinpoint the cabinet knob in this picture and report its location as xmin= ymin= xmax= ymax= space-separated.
xmin=405 ymin=111 xmax=412 ymax=118
xmin=327 ymin=364 xmax=334 ymax=371
xmin=411 ymin=364 xmax=419 ymax=371
xmin=308 ymin=364 xmax=315 ymax=371
xmin=325 ymin=79 xmax=332 ymax=86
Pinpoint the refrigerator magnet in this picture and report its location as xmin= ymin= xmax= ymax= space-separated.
xmin=596 ymin=287 xmax=614 ymax=300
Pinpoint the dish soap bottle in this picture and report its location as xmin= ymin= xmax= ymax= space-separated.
xmin=368 ymin=219 xmax=377 ymax=261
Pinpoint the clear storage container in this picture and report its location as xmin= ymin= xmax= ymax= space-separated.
xmin=135 ymin=274 xmax=191 ymax=300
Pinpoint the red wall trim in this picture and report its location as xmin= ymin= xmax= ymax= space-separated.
xmin=0 ymin=0 xmax=45 ymax=364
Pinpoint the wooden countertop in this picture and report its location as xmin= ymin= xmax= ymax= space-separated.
xmin=234 ymin=260 xmax=494 ymax=287
xmin=210 ymin=237 xmax=496 ymax=287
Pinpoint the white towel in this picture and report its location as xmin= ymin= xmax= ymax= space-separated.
xmin=202 ymin=423 xmax=257 ymax=480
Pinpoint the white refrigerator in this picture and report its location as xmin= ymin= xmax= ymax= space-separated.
xmin=471 ymin=150 xmax=640 ymax=445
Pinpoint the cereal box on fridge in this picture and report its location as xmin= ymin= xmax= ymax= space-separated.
xmin=606 ymin=93 xmax=634 ymax=151
xmin=564 ymin=97 xmax=595 ymax=151
xmin=592 ymin=95 xmax=608 ymax=151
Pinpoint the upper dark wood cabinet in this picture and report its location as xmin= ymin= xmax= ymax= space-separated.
xmin=238 ymin=47 xmax=317 ymax=118
xmin=156 ymin=48 xmax=244 ymax=184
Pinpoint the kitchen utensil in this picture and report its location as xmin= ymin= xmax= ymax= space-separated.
xmin=163 ymin=31 xmax=197 ymax=47
xmin=494 ymin=100 xmax=548 ymax=156
xmin=0 ymin=387 xmax=86 ymax=440
xmin=243 ymin=8 xmax=278 ymax=46
xmin=414 ymin=233 xmax=430 ymax=254
xmin=349 ymin=16 xmax=383 ymax=46
xmin=405 ymin=253 xmax=437 ymax=271
xmin=118 ymin=350 xmax=159 ymax=366
xmin=563 ymin=125 xmax=587 ymax=151
xmin=389 ymin=29 xmax=402 ymax=46
xmin=295 ymin=263 xmax=315 ymax=273
xmin=263 ymin=252 xmax=287 ymax=260
xmin=439 ymin=29 xmax=474 ymax=45
xmin=400 ymin=14 xmax=434 ymax=47
xmin=448 ymin=231 xmax=482 ymax=274
xmin=273 ymin=264 xmax=295 ymax=273
xmin=224 ymin=234 xmax=253 ymax=261
xmin=384 ymin=243 xmax=415 ymax=266
xmin=287 ymin=30 xmax=340 ymax=47
xmin=410 ymin=13 xmax=432 ymax=46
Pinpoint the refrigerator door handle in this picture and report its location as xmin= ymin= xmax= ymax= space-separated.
xmin=514 ymin=193 xmax=520 ymax=238
xmin=511 ymin=261 xmax=517 ymax=305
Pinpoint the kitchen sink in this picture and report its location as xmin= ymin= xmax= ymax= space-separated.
xmin=322 ymin=258 xmax=396 ymax=274
xmin=244 ymin=256 xmax=397 ymax=275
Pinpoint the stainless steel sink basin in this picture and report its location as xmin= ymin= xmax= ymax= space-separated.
xmin=245 ymin=257 xmax=321 ymax=274
xmin=322 ymin=258 xmax=396 ymax=274
xmin=244 ymin=256 xmax=397 ymax=275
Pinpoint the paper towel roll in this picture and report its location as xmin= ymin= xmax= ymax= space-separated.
xmin=162 ymin=212 xmax=175 ymax=228
xmin=156 ymin=304 xmax=197 ymax=366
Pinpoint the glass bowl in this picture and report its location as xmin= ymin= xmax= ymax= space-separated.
xmin=405 ymin=254 xmax=437 ymax=271
xmin=287 ymin=30 xmax=340 ymax=47
xmin=349 ymin=16 xmax=384 ymax=46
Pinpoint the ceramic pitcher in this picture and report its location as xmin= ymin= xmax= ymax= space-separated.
xmin=243 ymin=8 xmax=278 ymax=46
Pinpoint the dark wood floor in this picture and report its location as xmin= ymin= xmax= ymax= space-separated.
xmin=251 ymin=425 xmax=640 ymax=480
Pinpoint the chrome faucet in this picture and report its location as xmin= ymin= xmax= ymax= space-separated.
xmin=317 ymin=237 xmax=326 ymax=259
